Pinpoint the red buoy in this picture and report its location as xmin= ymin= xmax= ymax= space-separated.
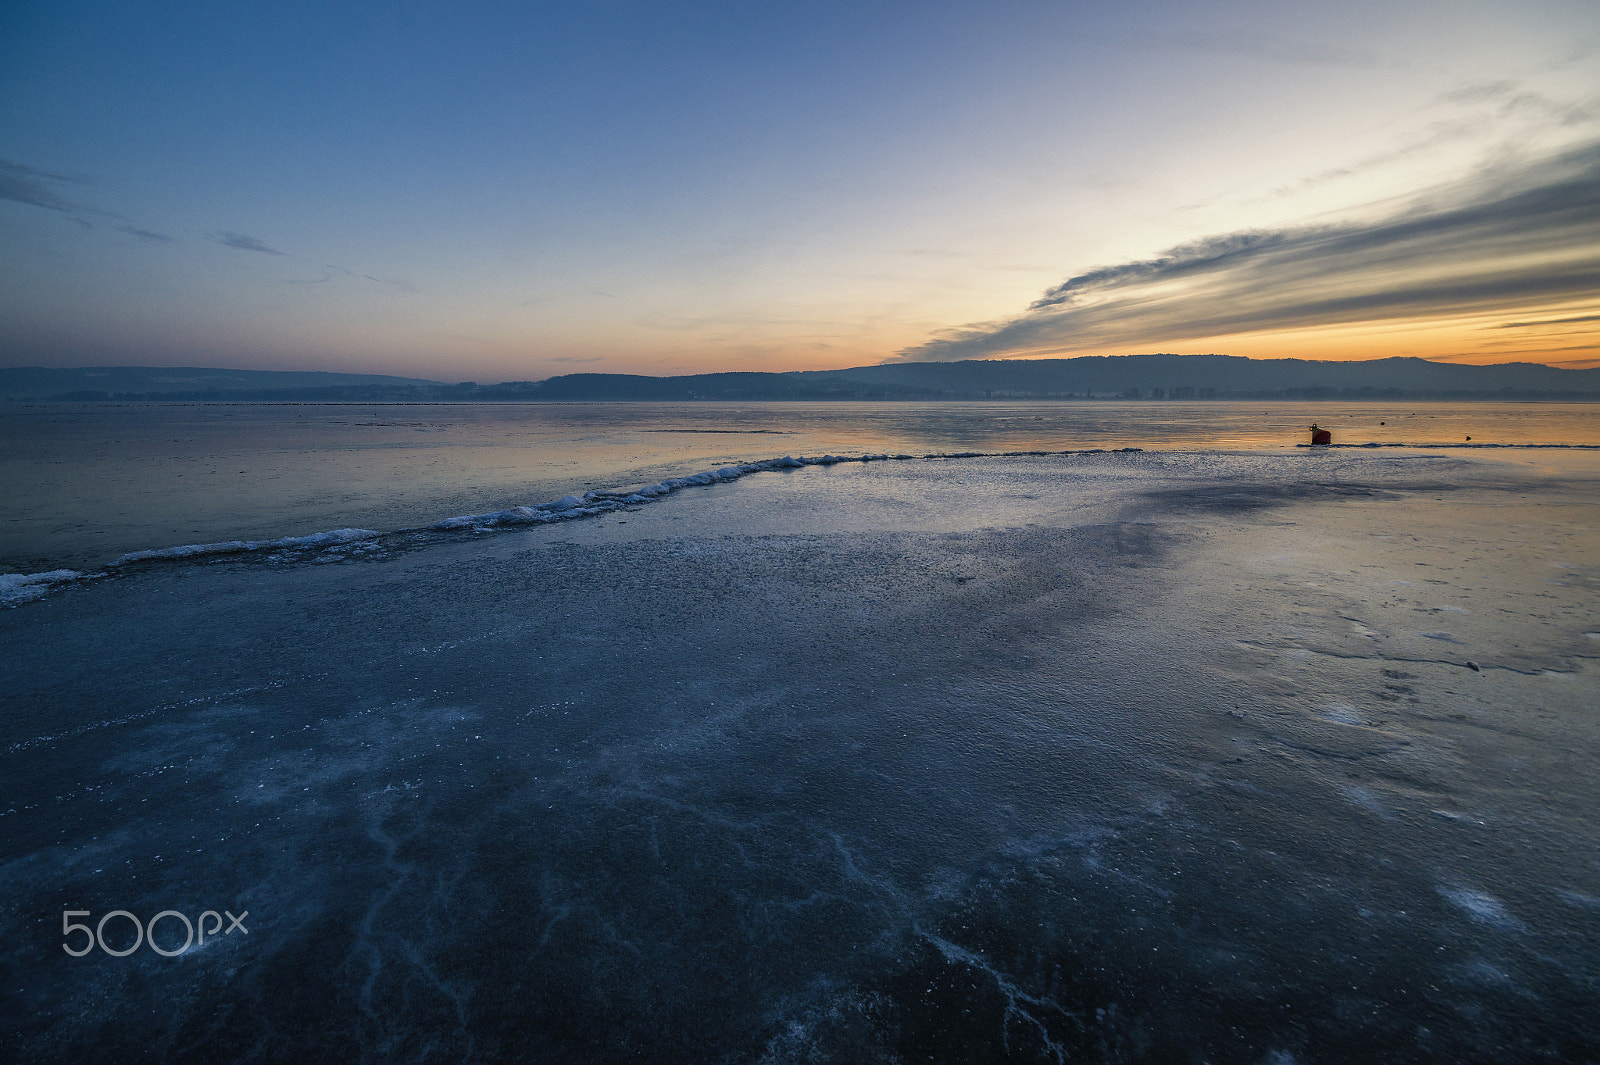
xmin=1310 ymin=424 xmax=1331 ymax=446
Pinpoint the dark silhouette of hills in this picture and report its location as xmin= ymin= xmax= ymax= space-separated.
xmin=0 ymin=366 xmax=444 ymax=402
xmin=797 ymin=354 xmax=1600 ymax=399
xmin=4 ymin=355 xmax=1598 ymax=402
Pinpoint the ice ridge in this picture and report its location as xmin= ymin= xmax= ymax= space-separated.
xmin=0 ymin=569 xmax=93 ymax=607
xmin=113 ymin=527 xmax=381 ymax=565
xmin=3 ymin=449 xmax=1144 ymax=607
xmin=426 ymin=450 xmax=1142 ymax=532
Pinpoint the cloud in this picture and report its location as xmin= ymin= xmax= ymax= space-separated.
xmin=1440 ymin=80 xmax=1594 ymax=126
xmin=1495 ymin=313 xmax=1600 ymax=328
xmin=1 ymin=159 xmax=178 ymax=245
xmin=0 ymin=159 xmax=82 ymax=213
xmin=1440 ymin=81 xmax=1520 ymax=106
xmin=893 ymin=140 xmax=1600 ymax=363
xmin=214 ymin=231 xmax=286 ymax=255
xmin=361 ymin=274 xmax=416 ymax=293
xmin=118 ymin=225 xmax=173 ymax=242
xmin=315 ymin=263 xmax=415 ymax=293
xmin=3 ymin=160 xmax=408 ymax=291
xmin=1272 ymin=119 xmax=1486 ymax=198
xmin=261 ymin=260 xmax=418 ymax=293
xmin=1265 ymin=80 xmax=1599 ymax=202
xmin=0 ymin=159 xmax=128 ymax=230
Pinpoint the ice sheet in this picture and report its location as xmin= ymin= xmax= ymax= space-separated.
xmin=2 ymin=451 xmax=1597 ymax=1062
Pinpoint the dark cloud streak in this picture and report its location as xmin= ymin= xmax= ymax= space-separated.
xmin=3 ymin=160 xmax=408 ymax=292
xmin=1497 ymin=313 xmax=1600 ymax=328
xmin=215 ymin=231 xmax=286 ymax=255
xmin=0 ymin=159 xmax=81 ymax=213
xmin=118 ymin=225 xmax=173 ymax=242
xmin=2 ymin=159 xmax=176 ymax=243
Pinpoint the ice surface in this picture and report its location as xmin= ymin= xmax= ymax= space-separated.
xmin=2 ymin=450 xmax=1598 ymax=1062
xmin=418 ymin=449 xmax=1134 ymax=535
xmin=6 ymin=448 xmax=1153 ymax=602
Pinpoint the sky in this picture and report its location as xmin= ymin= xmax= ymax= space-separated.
xmin=2 ymin=0 xmax=1597 ymax=381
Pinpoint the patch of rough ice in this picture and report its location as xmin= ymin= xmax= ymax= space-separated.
xmin=1457 ymin=959 xmax=1517 ymax=987
xmin=1340 ymin=785 xmax=1389 ymax=817
xmin=1438 ymin=886 xmax=1525 ymax=931
xmin=0 ymin=569 xmax=91 ymax=607
xmin=1320 ymin=703 xmax=1363 ymax=725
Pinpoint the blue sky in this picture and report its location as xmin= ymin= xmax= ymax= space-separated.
xmin=3 ymin=0 xmax=1597 ymax=379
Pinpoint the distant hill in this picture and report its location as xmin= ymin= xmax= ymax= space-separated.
xmin=490 ymin=355 xmax=1600 ymax=400
xmin=4 ymin=355 xmax=1598 ymax=402
xmin=799 ymin=354 xmax=1600 ymax=399
xmin=0 ymin=366 xmax=445 ymax=402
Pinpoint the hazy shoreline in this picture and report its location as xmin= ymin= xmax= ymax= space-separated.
xmin=6 ymin=354 xmax=1600 ymax=404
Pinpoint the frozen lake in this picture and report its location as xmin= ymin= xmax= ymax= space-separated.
xmin=3 ymin=449 xmax=1598 ymax=1062
xmin=4 ymin=399 xmax=1598 ymax=572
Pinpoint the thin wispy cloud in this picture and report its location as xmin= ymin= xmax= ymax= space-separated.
xmin=241 ymin=254 xmax=418 ymax=293
xmin=118 ymin=225 xmax=173 ymax=242
xmin=1273 ymin=120 xmax=1484 ymax=197
xmin=1441 ymin=81 xmax=1520 ymax=106
xmin=1 ymin=159 xmax=175 ymax=243
xmin=0 ymin=159 xmax=183 ymax=246
xmin=215 ymin=231 xmax=285 ymax=255
xmin=0 ymin=159 xmax=82 ymax=213
xmin=2 ymin=160 xmax=130 ymax=227
xmin=1263 ymin=80 xmax=1595 ymax=203
xmin=1496 ymin=313 xmax=1600 ymax=328
xmin=893 ymin=140 xmax=1600 ymax=363
xmin=361 ymin=274 xmax=416 ymax=294
xmin=318 ymin=264 xmax=415 ymax=293
xmin=2 ymin=165 xmax=405 ymax=287
xmin=1442 ymin=80 xmax=1594 ymax=126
